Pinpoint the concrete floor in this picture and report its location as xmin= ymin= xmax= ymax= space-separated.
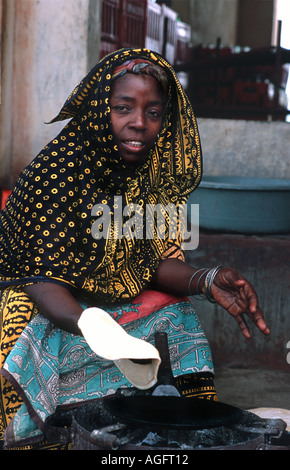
xmin=185 ymin=231 xmax=290 ymax=414
xmin=214 ymin=366 xmax=290 ymax=410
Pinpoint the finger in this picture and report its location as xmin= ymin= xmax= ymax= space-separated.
xmin=256 ymin=317 xmax=271 ymax=335
xmin=242 ymin=285 xmax=270 ymax=335
xmin=249 ymin=309 xmax=271 ymax=335
xmin=236 ymin=280 xmax=260 ymax=313
xmin=247 ymin=292 xmax=259 ymax=313
xmin=231 ymin=279 xmax=255 ymax=305
xmin=234 ymin=279 xmax=246 ymax=287
xmin=234 ymin=314 xmax=251 ymax=339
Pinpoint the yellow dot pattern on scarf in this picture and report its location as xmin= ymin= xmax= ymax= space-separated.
xmin=0 ymin=48 xmax=202 ymax=302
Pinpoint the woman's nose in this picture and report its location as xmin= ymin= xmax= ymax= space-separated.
xmin=130 ymin=109 xmax=146 ymax=129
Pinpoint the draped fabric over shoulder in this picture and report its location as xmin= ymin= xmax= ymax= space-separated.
xmin=0 ymin=49 xmax=216 ymax=449
xmin=0 ymin=48 xmax=202 ymax=302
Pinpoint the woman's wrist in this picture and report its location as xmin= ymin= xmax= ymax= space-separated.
xmin=188 ymin=268 xmax=209 ymax=296
xmin=188 ymin=266 xmax=223 ymax=303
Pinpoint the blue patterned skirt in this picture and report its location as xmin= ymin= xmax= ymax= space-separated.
xmin=1 ymin=290 xmax=215 ymax=448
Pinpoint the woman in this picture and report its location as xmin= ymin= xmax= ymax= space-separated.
xmin=0 ymin=48 xmax=270 ymax=449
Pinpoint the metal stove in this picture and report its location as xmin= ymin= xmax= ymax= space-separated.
xmin=44 ymin=332 xmax=290 ymax=450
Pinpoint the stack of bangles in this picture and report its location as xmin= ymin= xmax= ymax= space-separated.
xmin=188 ymin=266 xmax=223 ymax=303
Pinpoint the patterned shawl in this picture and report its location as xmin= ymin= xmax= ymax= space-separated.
xmin=0 ymin=48 xmax=202 ymax=302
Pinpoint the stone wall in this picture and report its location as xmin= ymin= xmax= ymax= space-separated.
xmin=197 ymin=118 xmax=290 ymax=180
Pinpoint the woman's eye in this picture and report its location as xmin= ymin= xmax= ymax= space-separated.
xmin=148 ymin=110 xmax=162 ymax=119
xmin=115 ymin=105 xmax=129 ymax=113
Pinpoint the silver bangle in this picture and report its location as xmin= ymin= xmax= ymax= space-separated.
xmin=188 ymin=268 xmax=209 ymax=296
xmin=188 ymin=266 xmax=223 ymax=303
xmin=204 ymin=266 xmax=223 ymax=303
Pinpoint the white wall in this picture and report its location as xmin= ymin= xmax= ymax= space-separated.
xmin=0 ymin=0 xmax=101 ymax=187
xmin=198 ymin=118 xmax=290 ymax=180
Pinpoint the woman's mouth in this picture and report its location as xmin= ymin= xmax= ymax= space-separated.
xmin=118 ymin=140 xmax=152 ymax=164
xmin=123 ymin=140 xmax=144 ymax=150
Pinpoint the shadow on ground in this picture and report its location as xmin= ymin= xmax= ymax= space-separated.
xmin=214 ymin=366 xmax=290 ymax=410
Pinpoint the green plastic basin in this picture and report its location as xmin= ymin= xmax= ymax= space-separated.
xmin=188 ymin=176 xmax=290 ymax=234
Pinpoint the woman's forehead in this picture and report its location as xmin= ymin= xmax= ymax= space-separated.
xmin=110 ymin=73 xmax=163 ymax=99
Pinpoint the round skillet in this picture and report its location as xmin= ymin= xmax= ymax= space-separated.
xmin=104 ymin=395 xmax=243 ymax=429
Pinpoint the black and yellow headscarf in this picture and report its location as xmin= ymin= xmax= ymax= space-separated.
xmin=0 ymin=48 xmax=202 ymax=302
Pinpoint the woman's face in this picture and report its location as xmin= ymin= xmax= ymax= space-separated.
xmin=110 ymin=73 xmax=163 ymax=165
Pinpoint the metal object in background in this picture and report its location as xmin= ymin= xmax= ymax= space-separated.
xmin=44 ymin=332 xmax=290 ymax=450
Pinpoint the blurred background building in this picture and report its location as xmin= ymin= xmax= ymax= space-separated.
xmin=1 ymin=0 xmax=289 ymax=189
xmin=0 ymin=0 xmax=289 ymax=405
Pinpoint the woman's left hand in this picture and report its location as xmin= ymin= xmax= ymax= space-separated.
xmin=211 ymin=268 xmax=271 ymax=339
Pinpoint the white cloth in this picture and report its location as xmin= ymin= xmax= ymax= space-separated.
xmin=248 ymin=407 xmax=290 ymax=431
xmin=78 ymin=307 xmax=161 ymax=389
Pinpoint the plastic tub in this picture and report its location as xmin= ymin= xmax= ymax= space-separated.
xmin=187 ymin=176 xmax=290 ymax=234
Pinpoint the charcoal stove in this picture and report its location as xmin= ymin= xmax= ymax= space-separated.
xmin=67 ymin=393 xmax=289 ymax=450
xmin=44 ymin=332 xmax=290 ymax=450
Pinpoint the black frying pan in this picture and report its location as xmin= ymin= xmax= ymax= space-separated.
xmin=105 ymin=332 xmax=243 ymax=429
xmin=104 ymin=395 xmax=243 ymax=429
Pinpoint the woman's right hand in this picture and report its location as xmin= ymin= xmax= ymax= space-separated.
xmin=24 ymin=283 xmax=83 ymax=335
xmin=211 ymin=267 xmax=271 ymax=339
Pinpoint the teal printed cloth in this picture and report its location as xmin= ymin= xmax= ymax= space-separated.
xmin=2 ymin=294 xmax=213 ymax=447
